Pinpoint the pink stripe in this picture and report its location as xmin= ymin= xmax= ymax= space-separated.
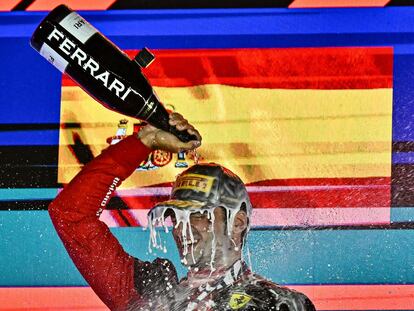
xmin=289 ymin=0 xmax=390 ymax=8
xmin=2 ymin=284 xmax=412 ymax=310
xmin=99 ymin=211 xmax=118 ymax=227
xmin=252 ymin=207 xmax=390 ymax=227
xmin=291 ymin=284 xmax=414 ymax=310
xmin=99 ymin=207 xmax=390 ymax=228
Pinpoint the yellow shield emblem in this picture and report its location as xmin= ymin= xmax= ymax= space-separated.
xmin=229 ymin=292 xmax=252 ymax=310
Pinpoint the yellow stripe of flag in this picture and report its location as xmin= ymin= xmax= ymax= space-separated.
xmin=58 ymin=85 xmax=392 ymax=187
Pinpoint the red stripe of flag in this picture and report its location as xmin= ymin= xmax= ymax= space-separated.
xmin=62 ymin=47 xmax=393 ymax=89
xmin=112 ymin=177 xmax=390 ymax=209
xmin=118 ymin=189 xmax=389 ymax=209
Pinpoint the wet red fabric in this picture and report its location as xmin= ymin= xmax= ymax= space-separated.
xmin=49 ymin=135 xmax=152 ymax=311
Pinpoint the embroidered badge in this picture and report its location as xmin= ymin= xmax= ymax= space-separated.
xmin=229 ymin=292 xmax=252 ymax=310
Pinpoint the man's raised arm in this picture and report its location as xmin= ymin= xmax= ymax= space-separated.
xmin=49 ymin=135 xmax=152 ymax=310
xmin=48 ymin=113 xmax=201 ymax=311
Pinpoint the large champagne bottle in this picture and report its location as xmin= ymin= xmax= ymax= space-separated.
xmin=30 ymin=5 xmax=196 ymax=142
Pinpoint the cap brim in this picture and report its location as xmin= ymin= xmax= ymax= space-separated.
xmin=153 ymin=199 xmax=216 ymax=210
xmin=149 ymin=199 xmax=216 ymax=217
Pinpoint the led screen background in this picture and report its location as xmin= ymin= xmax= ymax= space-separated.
xmin=0 ymin=5 xmax=414 ymax=310
xmin=60 ymin=47 xmax=393 ymax=228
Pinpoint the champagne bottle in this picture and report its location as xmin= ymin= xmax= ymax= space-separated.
xmin=30 ymin=5 xmax=196 ymax=142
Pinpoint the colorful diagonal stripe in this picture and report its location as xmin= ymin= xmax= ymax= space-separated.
xmin=0 ymin=0 xmax=24 ymax=10
xmin=26 ymin=0 xmax=117 ymax=11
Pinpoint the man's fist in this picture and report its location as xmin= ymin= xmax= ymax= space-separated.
xmin=137 ymin=112 xmax=202 ymax=153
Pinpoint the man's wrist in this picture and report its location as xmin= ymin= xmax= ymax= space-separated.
xmin=107 ymin=135 xmax=153 ymax=172
xmin=136 ymin=127 xmax=153 ymax=150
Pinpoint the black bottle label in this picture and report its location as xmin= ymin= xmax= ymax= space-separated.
xmin=42 ymin=23 xmax=135 ymax=103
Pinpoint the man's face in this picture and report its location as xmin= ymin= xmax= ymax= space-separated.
xmin=170 ymin=207 xmax=235 ymax=269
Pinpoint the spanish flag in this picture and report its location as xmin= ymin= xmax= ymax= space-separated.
xmin=59 ymin=47 xmax=393 ymax=227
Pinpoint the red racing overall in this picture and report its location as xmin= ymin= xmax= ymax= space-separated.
xmin=49 ymin=135 xmax=315 ymax=311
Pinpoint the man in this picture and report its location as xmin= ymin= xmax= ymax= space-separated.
xmin=49 ymin=113 xmax=315 ymax=311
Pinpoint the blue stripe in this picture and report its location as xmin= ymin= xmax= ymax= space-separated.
xmin=0 ymin=188 xmax=58 ymax=201
xmin=393 ymin=53 xmax=414 ymax=141
xmin=393 ymin=152 xmax=414 ymax=164
xmin=0 ymin=130 xmax=59 ymax=146
xmin=1 ymin=211 xmax=413 ymax=286
xmin=391 ymin=207 xmax=414 ymax=223
xmin=0 ymin=37 xmax=61 ymax=145
xmin=0 ymin=8 xmax=413 ymax=39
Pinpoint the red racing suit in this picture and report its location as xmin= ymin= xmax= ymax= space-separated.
xmin=49 ymin=135 xmax=315 ymax=311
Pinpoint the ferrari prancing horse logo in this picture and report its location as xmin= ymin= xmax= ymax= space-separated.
xmin=229 ymin=292 xmax=252 ymax=310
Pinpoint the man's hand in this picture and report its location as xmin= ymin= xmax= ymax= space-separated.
xmin=137 ymin=113 xmax=202 ymax=153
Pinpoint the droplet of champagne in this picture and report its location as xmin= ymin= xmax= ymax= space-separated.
xmin=189 ymin=149 xmax=200 ymax=164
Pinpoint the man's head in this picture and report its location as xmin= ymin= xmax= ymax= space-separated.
xmin=148 ymin=163 xmax=252 ymax=270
